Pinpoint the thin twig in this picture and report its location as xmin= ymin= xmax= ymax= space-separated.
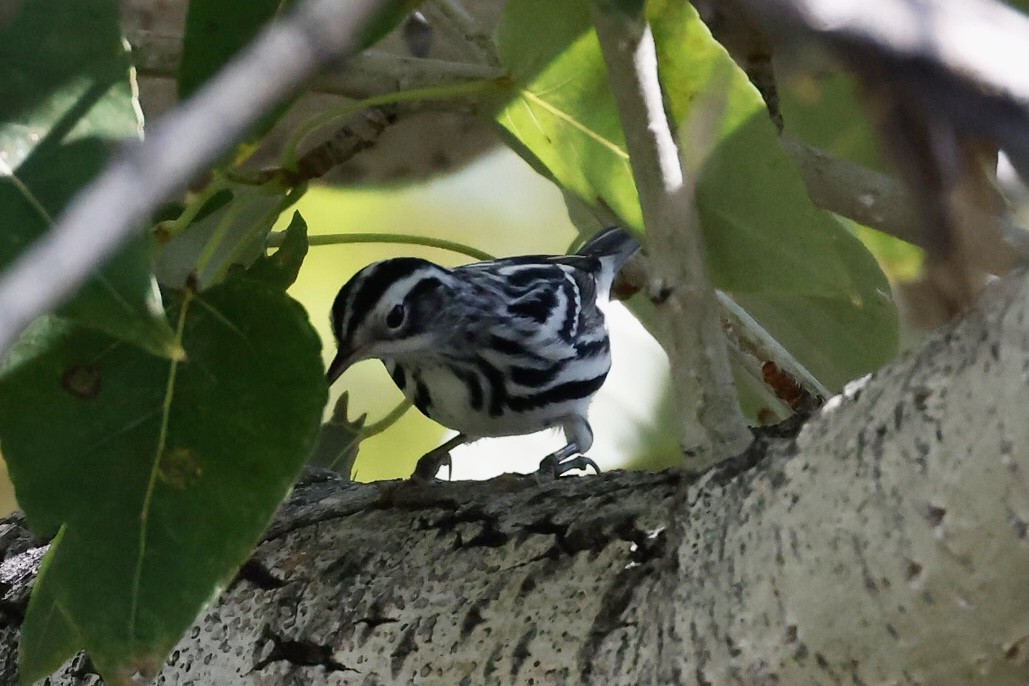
xmin=592 ymin=3 xmax=752 ymax=469
xmin=0 ymin=0 xmax=396 ymax=356
xmin=715 ymin=290 xmax=833 ymax=400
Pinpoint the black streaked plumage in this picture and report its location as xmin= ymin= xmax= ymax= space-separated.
xmin=326 ymin=227 xmax=640 ymax=478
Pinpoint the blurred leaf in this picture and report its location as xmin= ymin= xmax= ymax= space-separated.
xmin=776 ymin=69 xmax=891 ymax=173
xmin=496 ymin=0 xmax=592 ymax=83
xmin=0 ymin=276 xmax=326 ymax=679
xmin=0 ymin=0 xmax=180 ymax=359
xmin=179 ymin=0 xmax=283 ymax=99
xmin=497 ymin=0 xmax=898 ymax=390
xmin=652 ymin=0 xmax=898 ymax=386
xmin=0 ymin=0 xmax=139 ymax=168
xmin=246 ymin=211 xmax=309 ymax=291
xmin=308 ymin=392 xmax=366 ymax=476
xmin=59 ymin=232 xmax=180 ymax=358
xmin=657 ymin=0 xmax=900 ymax=384
xmin=0 ymin=316 xmax=72 ymax=380
xmin=848 ymin=221 xmax=925 ymax=282
xmin=1004 ymin=0 xmax=1029 ymax=18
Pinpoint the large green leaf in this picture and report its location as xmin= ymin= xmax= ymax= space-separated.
xmin=496 ymin=0 xmax=898 ymax=390
xmin=0 ymin=0 xmax=180 ymax=359
xmin=496 ymin=1 xmax=642 ymax=229
xmin=0 ymin=274 xmax=326 ymax=681
xmin=649 ymin=0 xmax=897 ymax=386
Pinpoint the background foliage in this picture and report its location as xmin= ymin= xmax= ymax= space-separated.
xmin=0 ymin=0 xmax=919 ymax=680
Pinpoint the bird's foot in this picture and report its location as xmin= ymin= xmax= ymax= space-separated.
xmin=412 ymin=449 xmax=453 ymax=481
xmin=537 ymin=453 xmax=600 ymax=478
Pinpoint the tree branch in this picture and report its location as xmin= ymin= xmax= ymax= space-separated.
xmin=0 ymin=0 xmax=397 ymax=357
xmin=2 ymin=266 xmax=1027 ymax=683
xmin=592 ymin=3 xmax=752 ymax=469
xmin=785 ymin=138 xmax=1029 ymax=273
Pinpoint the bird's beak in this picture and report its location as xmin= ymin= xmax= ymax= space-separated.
xmin=326 ymin=348 xmax=360 ymax=385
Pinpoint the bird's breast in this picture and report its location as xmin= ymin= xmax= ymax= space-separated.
xmin=382 ymin=351 xmax=609 ymax=439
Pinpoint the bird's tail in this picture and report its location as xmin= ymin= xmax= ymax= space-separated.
xmin=576 ymin=227 xmax=640 ymax=298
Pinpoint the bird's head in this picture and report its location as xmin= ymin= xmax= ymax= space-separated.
xmin=327 ymin=257 xmax=453 ymax=383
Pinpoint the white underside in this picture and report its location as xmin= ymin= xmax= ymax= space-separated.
xmin=401 ymin=362 xmax=594 ymax=439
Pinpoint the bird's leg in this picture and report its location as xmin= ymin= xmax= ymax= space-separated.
xmin=413 ymin=433 xmax=469 ymax=480
xmin=537 ymin=418 xmax=600 ymax=478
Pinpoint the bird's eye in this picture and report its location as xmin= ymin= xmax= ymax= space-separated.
xmin=385 ymin=303 xmax=406 ymax=329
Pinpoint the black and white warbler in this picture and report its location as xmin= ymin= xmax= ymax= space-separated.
xmin=326 ymin=227 xmax=641 ymax=478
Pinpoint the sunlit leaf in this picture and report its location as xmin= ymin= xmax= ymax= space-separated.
xmin=497 ymin=0 xmax=899 ymax=390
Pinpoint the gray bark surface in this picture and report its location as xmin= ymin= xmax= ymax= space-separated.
xmin=0 ymin=271 xmax=1026 ymax=684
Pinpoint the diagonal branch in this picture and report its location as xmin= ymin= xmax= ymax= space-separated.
xmin=0 ymin=0 xmax=398 ymax=357
xmin=592 ymin=3 xmax=752 ymax=469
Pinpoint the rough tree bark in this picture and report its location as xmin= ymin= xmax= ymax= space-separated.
xmin=2 ymin=1 xmax=1027 ymax=683
xmin=0 ymin=268 xmax=1025 ymax=684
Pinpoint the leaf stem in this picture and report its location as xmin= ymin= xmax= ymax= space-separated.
xmin=268 ymin=231 xmax=495 ymax=261
xmin=130 ymin=290 xmax=191 ymax=639
xmin=360 ymin=398 xmax=414 ymax=439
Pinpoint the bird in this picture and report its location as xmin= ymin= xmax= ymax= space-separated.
xmin=326 ymin=226 xmax=641 ymax=479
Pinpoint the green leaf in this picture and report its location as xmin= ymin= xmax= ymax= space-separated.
xmin=650 ymin=0 xmax=898 ymax=383
xmin=0 ymin=0 xmax=180 ymax=360
xmin=496 ymin=0 xmax=898 ymax=390
xmin=245 ymin=211 xmax=309 ymax=291
xmin=0 ymin=316 xmax=71 ymax=381
xmin=308 ymin=392 xmax=366 ymax=476
xmin=179 ymin=0 xmax=283 ymax=99
xmin=19 ymin=528 xmax=81 ymax=686
xmin=155 ymin=180 xmax=289 ymax=290
xmin=493 ymin=14 xmax=637 ymax=228
xmin=776 ymin=69 xmax=890 ymax=173
xmin=0 ymin=276 xmax=326 ymax=680
xmin=497 ymin=0 xmax=592 ymax=83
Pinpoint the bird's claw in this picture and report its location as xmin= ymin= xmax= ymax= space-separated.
xmin=536 ymin=453 xmax=600 ymax=478
xmin=412 ymin=449 xmax=453 ymax=481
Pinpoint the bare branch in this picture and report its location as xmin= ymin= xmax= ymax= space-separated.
xmin=0 ymin=0 xmax=397 ymax=356
xmin=592 ymin=4 xmax=752 ymax=469
xmin=127 ymin=29 xmax=504 ymax=101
